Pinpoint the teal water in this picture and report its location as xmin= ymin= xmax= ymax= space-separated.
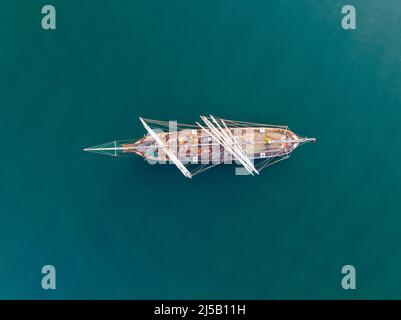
xmin=1 ymin=0 xmax=401 ymax=299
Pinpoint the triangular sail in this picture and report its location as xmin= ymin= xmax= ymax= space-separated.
xmin=83 ymin=139 xmax=143 ymax=157
xmin=83 ymin=141 xmax=118 ymax=156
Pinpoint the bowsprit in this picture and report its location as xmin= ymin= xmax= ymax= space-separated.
xmin=84 ymin=115 xmax=316 ymax=178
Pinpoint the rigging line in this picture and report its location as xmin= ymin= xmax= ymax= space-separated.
xmin=204 ymin=117 xmax=253 ymax=128
xmin=141 ymin=118 xmax=199 ymax=128
xmin=191 ymin=163 xmax=221 ymax=176
xmin=196 ymin=120 xmax=254 ymax=175
xmin=87 ymin=137 xmax=278 ymax=151
xmin=222 ymin=119 xmax=288 ymax=128
xmin=210 ymin=117 xmax=254 ymax=171
xmin=217 ymin=118 xmax=287 ymax=128
xmin=256 ymin=159 xmax=273 ymax=171
xmin=258 ymin=154 xmax=290 ymax=171
xmin=198 ymin=117 xmax=255 ymax=175
xmin=255 ymin=150 xmax=284 ymax=169
xmin=258 ymin=154 xmax=282 ymax=170
xmin=214 ymin=116 xmax=259 ymax=174
xmin=255 ymin=147 xmax=287 ymax=170
xmin=204 ymin=116 xmax=256 ymax=173
xmin=266 ymin=155 xmax=289 ymax=169
xmin=149 ymin=140 xmax=296 ymax=148
xmin=210 ymin=116 xmax=258 ymax=174
xmin=190 ymin=150 xmax=225 ymax=174
xmin=139 ymin=117 xmax=192 ymax=178
xmin=257 ymin=158 xmax=273 ymax=171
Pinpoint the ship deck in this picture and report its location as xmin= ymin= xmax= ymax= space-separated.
xmin=124 ymin=127 xmax=300 ymax=163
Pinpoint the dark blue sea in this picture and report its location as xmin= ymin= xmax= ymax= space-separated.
xmin=1 ymin=0 xmax=401 ymax=299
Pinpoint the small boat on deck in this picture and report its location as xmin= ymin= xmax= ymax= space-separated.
xmin=84 ymin=115 xmax=316 ymax=178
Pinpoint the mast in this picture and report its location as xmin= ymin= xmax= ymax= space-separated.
xmin=83 ymin=115 xmax=317 ymax=178
xmin=210 ymin=115 xmax=259 ymax=174
xmin=139 ymin=117 xmax=193 ymax=178
xmin=197 ymin=116 xmax=259 ymax=175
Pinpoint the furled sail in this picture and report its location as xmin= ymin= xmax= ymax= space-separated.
xmin=83 ymin=115 xmax=316 ymax=178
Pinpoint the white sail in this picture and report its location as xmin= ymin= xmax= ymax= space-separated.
xmin=84 ymin=115 xmax=316 ymax=178
xmin=198 ymin=116 xmax=259 ymax=175
xmin=139 ymin=117 xmax=193 ymax=178
xmin=209 ymin=115 xmax=259 ymax=174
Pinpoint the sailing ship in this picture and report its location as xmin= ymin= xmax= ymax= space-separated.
xmin=84 ymin=115 xmax=316 ymax=178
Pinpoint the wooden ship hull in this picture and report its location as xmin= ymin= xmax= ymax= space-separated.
xmin=125 ymin=127 xmax=300 ymax=162
xmin=84 ymin=116 xmax=316 ymax=178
